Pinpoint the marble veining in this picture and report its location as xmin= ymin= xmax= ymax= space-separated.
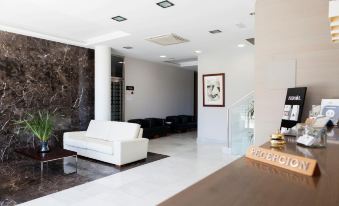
xmin=18 ymin=132 xmax=239 ymax=206
xmin=0 ymin=152 xmax=168 ymax=206
xmin=0 ymin=30 xmax=94 ymax=162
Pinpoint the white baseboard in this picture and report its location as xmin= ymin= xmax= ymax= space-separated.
xmin=222 ymin=146 xmax=232 ymax=154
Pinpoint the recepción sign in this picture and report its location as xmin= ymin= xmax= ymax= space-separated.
xmin=246 ymin=146 xmax=317 ymax=176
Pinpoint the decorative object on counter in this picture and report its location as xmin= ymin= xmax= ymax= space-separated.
xmin=280 ymin=87 xmax=307 ymax=133
xmin=246 ymin=146 xmax=318 ymax=176
xmin=270 ymin=130 xmax=286 ymax=148
xmin=202 ymin=73 xmax=225 ymax=107
xmin=296 ymin=124 xmax=327 ymax=148
xmin=326 ymin=127 xmax=339 ymax=143
xmin=280 ymin=125 xmax=297 ymax=136
xmin=320 ymin=99 xmax=339 ymax=125
xmin=309 ymin=105 xmax=321 ymax=118
xmin=305 ymin=116 xmax=332 ymax=128
xmin=296 ymin=116 xmax=331 ymax=147
xmin=16 ymin=112 xmax=54 ymax=153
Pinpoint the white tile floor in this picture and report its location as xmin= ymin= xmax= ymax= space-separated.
xmin=19 ymin=132 xmax=238 ymax=206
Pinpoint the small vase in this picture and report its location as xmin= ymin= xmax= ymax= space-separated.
xmin=39 ymin=141 xmax=50 ymax=153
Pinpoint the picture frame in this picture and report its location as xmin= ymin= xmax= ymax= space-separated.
xmin=203 ymin=73 xmax=225 ymax=107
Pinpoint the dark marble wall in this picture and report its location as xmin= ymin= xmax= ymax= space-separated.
xmin=0 ymin=30 xmax=94 ymax=162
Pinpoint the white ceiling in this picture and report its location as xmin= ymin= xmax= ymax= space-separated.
xmin=0 ymin=0 xmax=255 ymax=66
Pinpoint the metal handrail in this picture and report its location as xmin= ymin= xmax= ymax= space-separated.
xmin=227 ymin=91 xmax=254 ymax=110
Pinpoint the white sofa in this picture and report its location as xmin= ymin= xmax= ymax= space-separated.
xmin=63 ymin=120 xmax=149 ymax=166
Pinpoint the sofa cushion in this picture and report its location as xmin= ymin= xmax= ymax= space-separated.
xmin=86 ymin=120 xmax=111 ymax=140
xmin=106 ymin=121 xmax=140 ymax=141
xmin=85 ymin=138 xmax=114 ymax=155
xmin=64 ymin=132 xmax=114 ymax=155
xmin=86 ymin=120 xmax=141 ymax=141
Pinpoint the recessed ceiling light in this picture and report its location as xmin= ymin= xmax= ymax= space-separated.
xmin=238 ymin=44 xmax=245 ymax=48
xmin=157 ymin=0 xmax=175 ymax=8
xmin=194 ymin=50 xmax=202 ymax=54
xmin=209 ymin=30 xmax=222 ymax=34
xmin=112 ymin=16 xmax=127 ymax=22
xmin=118 ymin=61 xmax=125 ymax=64
xmin=160 ymin=55 xmax=167 ymax=58
xmin=123 ymin=46 xmax=133 ymax=49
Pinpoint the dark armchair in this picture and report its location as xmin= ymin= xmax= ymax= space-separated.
xmin=165 ymin=115 xmax=197 ymax=132
xmin=128 ymin=118 xmax=169 ymax=139
xmin=178 ymin=115 xmax=197 ymax=130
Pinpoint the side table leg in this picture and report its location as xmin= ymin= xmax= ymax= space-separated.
xmin=75 ymin=155 xmax=78 ymax=173
xmin=41 ymin=162 xmax=43 ymax=178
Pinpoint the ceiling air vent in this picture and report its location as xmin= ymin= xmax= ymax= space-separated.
xmin=146 ymin=34 xmax=189 ymax=46
xmin=164 ymin=58 xmax=198 ymax=67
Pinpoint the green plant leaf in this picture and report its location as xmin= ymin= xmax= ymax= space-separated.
xmin=16 ymin=111 xmax=54 ymax=142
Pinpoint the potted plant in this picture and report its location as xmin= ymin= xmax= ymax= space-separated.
xmin=17 ymin=111 xmax=53 ymax=153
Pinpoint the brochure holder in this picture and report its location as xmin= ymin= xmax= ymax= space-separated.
xmin=280 ymin=87 xmax=307 ymax=133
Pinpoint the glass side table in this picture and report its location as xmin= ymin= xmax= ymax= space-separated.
xmin=16 ymin=147 xmax=78 ymax=177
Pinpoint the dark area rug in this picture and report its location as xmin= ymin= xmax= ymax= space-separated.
xmin=0 ymin=152 xmax=169 ymax=206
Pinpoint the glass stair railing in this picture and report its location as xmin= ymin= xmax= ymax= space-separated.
xmin=227 ymin=92 xmax=254 ymax=156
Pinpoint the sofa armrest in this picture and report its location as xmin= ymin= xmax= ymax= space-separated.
xmin=64 ymin=131 xmax=87 ymax=138
xmin=113 ymin=138 xmax=149 ymax=166
xmin=138 ymin=128 xmax=143 ymax=139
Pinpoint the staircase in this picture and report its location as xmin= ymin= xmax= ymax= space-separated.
xmin=227 ymin=91 xmax=254 ymax=155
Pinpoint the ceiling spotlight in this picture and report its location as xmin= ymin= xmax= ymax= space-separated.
xmin=112 ymin=16 xmax=127 ymax=22
xmin=238 ymin=44 xmax=245 ymax=48
xmin=209 ymin=29 xmax=222 ymax=34
xmin=123 ymin=46 xmax=133 ymax=49
xmin=157 ymin=0 xmax=175 ymax=8
xmin=160 ymin=55 xmax=167 ymax=58
xmin=195 ymin=50 xmax=202 ymax=54
xmin=118 ymin=61 xmax=125 ymax=64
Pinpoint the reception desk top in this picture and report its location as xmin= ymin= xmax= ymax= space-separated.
xmin=159 ymin=129 xmax=339 ymax=206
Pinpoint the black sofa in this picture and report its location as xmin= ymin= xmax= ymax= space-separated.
xmin=165 ymin=115 xmax=197 ymax=132
xmin=179 ymin=115 xmax=197 ymax=130
xmin=128 ymin=118 xmax=169 ymax=139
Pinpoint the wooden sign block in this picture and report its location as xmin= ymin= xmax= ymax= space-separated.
xmin=246 ymin=146 xmax=317 ymax=176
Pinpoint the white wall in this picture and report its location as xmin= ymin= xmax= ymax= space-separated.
xmin=255 ymin=0 xmax=339 ymax=145
xmin=124 ymin=57 xmax=194 ymax=120
xmin=198 ymin=48 xmax=255 ymax=144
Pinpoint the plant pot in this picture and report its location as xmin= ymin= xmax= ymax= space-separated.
xmin=39 ymin=141 xmax=50 ymax=153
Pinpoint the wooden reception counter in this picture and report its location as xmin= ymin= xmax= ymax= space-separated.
xmin=159 ymin=129 xmax=339 ymax=206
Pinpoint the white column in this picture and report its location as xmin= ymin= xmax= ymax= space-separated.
xmin=95 ymin=46 xmax=111 ymax=120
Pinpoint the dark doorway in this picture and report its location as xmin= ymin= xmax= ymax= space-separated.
xmin=194 ymin=71 xmax=198 ymax=119
xmin=111 ymin=55 xmax=124 ymax=121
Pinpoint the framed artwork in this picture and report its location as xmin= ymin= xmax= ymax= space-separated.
xmin=203 ymin=73 xmax=225 ymax=107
